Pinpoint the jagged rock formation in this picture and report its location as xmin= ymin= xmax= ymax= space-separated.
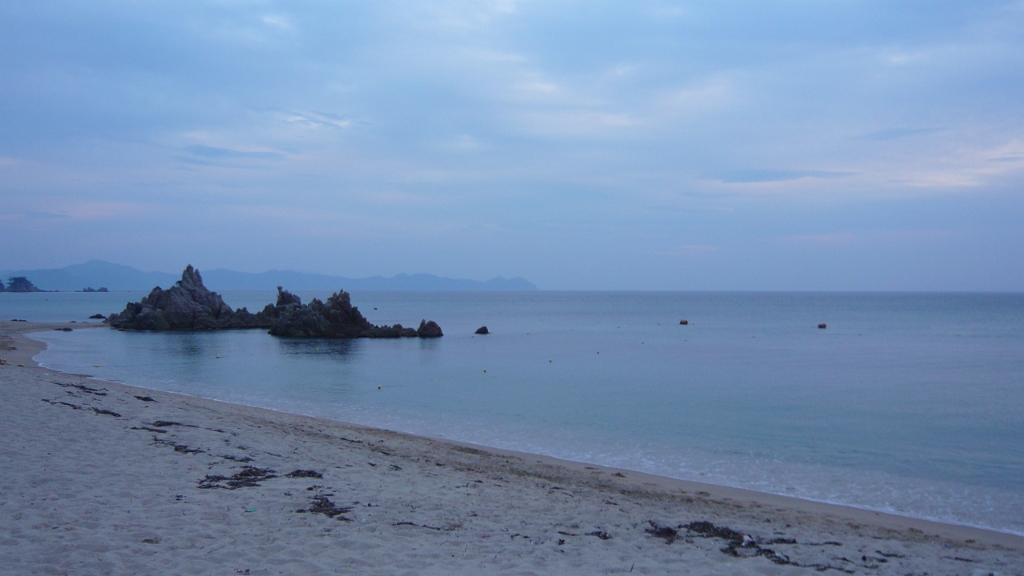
xmin=5 ymin=277 xmax=41 ymax=292
xmin=417 ymin=320 xmax=443 ymax=338
xmin=105 ymin=266 xmax=273 ymax=330
xmin=263 ymin=287 xmax=442 ymax=339
xmin=104 ymin=265 xmax=443 ymax=338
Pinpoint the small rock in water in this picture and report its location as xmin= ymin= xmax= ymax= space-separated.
xmin=679 ymin=319 xmax=688 ymax=325
xmin=818 ymin=323 xmax=827 ymax=329
xmin=475 ymin=326 xmax=489 ymax=335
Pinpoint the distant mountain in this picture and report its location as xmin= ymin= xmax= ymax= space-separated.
xmin=0 ymin=261 xmax=538 ymax=292
xmin=0 ymin=261 xmax=179 ymax=292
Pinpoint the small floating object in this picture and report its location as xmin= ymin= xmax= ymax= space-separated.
xmin=818 ymin=323 xmax=827 ymax=329
xmin=215 ymin=355 xmax=221 ymax=359
xmin=679 ymin=319 xmax=688 ymax=325
xmin=475 ymin=326 xmax=489 ymax=335
xmin=377 ymin=385 xmax=382 ymax=390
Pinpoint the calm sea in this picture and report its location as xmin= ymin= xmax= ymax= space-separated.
xmin=5 ymin=291 xmax=1023 ymax=535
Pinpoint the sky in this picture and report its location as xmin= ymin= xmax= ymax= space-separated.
xmin=1 ymin=0 xmax=1023 ymax=290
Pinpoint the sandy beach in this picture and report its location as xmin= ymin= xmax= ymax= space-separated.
xmin=1 ymin=321 xmax=1021 ymax=575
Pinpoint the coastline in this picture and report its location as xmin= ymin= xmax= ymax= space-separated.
xmin=3 ymin=320 xmax=1022 ymax=574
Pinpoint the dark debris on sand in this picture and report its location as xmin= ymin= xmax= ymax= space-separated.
xmin=152 ymin=436 xmax=205 ymax=455
xmin=40 ymin=398 xmax=119 ymax=417
xmin=199 ymin=466 xmax=277 ymax=490
xmin=297 ymin=495 xmax=352 ymax=520
xmin=285 ymin=469 xmax=323 ymax=479
xmin=646 ymin=520 xmax=856 ymax=573
xmin=54 ymin=381 xmax=107 ymax=396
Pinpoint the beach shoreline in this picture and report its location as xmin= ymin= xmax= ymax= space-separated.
xmin=2 ymin=320 xmax=1021 ymax=574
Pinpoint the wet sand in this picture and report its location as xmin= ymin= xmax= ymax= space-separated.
xmin=2 ymin=321 xmax=1021 ymax=575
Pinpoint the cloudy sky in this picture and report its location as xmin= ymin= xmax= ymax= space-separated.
xmin=1 ymin=1 xmax=1022 ymax=289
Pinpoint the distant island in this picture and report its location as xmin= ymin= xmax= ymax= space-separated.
xmin=1 ymin=277 xmax=43 ymax=293
xmin=0 ymin=260 xmax=538 ymax=292
xmin=0 ymin=277 xmax=109 ymax=292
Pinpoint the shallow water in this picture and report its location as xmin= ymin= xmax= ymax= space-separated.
xmin=9 ymin=290 xmax=1024 ymax=534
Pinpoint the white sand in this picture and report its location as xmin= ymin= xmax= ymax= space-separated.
xmin=2 ymin=321 xmax=1021 ymax=575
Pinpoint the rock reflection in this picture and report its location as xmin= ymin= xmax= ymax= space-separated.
xmin=276 ymin=338 xmax=359 ymax=359
xmin=167 ymin=333 xmax=208 ymax=358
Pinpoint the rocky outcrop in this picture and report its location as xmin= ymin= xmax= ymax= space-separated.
xmin=105 ymin=265 xmax=273 ymax=331
xmin=264 ymin=287 xmax=440 ymax=339
xmin=104 ymin=265 xmax=443 ymax=338
xmin=474 ymin=326 xmax=489 ymax=335
xmin=417 ymin=320 xmax=443 ymax=338
xmin=6 ymin=277 xmax=41 ymax=292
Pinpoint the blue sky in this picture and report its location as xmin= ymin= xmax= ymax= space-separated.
xmin=1 ymin=0 xmax=1022 ymax=289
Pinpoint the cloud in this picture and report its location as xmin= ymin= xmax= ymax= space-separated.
xmin=261 ymin=14 xmax=295 ymax=31
xmin=182 ymin=145 xmax=286 ymax=160
xmin=1 ymin=0 xmax=1022 ymax=288
xmin=862 ymin=128 xmax=945 ymax=141
xmin=780 ymin=228 xmax=952 ymax=246
xmin=715 ymin=170 xmax=855 ymax=184
xmin=284 ymin=111 xmax=354 ymax=130
xmin=0 ymin=210 xmax=70 ymax=222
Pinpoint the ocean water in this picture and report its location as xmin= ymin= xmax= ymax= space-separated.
xmin=6 ymin=291 xmax=1024 ymax=535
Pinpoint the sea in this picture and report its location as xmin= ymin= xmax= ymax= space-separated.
xmin=4 ymin=290 xmax=1023 ymax=535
